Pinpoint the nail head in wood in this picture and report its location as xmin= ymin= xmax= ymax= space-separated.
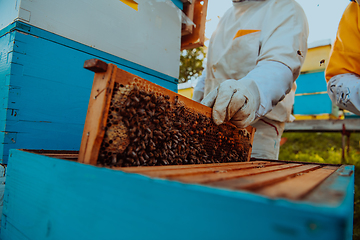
xmin=84 ymin=59 xmax=108 ymax=73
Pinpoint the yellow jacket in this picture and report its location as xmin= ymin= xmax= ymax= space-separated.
xmin=325 ymin=2 xmax=360 ymax=116
xmin=325 ymin=2 xmax=360 ymax=81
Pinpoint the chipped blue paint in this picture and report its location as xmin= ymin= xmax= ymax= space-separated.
xmin=1 ymin=150 xmax=355 ymax=240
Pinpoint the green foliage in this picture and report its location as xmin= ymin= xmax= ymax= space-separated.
xmin=279 ymin=133 xmax=360 ymax=164
xmin=279 ymin=132 xmax=360 ymax=164
xmin=279 ymin=132 xmax=360 ymax=238
xmin=179 ymin=47 xmax=206 ymax=83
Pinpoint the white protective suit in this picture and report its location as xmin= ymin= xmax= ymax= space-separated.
xmin=194 ymin=0 xmax=309 ymax=159
xmin=192 ymin=67 xmax=206 ymax=102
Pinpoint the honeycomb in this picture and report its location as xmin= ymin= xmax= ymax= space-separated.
xmin=97 ymin=82 xmax=252 ymax=167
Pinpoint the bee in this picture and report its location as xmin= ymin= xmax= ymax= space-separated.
xmin=320 ymin=59 xmax=325 ymax=66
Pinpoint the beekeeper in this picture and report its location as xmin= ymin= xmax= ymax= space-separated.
xmin=193 ymin=0 xmax=309 ymax=160
xmin=325 ymin=0 xmax=360 ymax=116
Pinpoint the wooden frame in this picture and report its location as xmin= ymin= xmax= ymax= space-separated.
xmin=78 ymin=59 xmax=255 ymax=166
xmin=181 ymin=1 xmax=195 ymax=36
xmin=181 ymin=0 xmax=208 ymax=50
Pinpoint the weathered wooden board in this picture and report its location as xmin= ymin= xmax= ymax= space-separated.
xmin=28 ymin=150 xmax=347 ymax=204
xmin=285 ymin=119 xmax=360 ymax=132
xmin=168 ymin=162 xmax=295 ymax=184
xmin=115 ymin=161 xmax=269 ymax=173
xmin=181 ymin=1 xmax=195 ymax=36
xmin=255 ymin=166 xmax=338 ymax=200
xmin=210 ymin=164 xmax=321 ymax=190
xmin=128 ymin=161 xmax=274 ymax=178
xmin=23 ymin=150 xmax=79 ymax=160
xmin=78 ymin=64 xmax=117 ymax=165
xmin=181 ymin=0 xmax=208 ymax=50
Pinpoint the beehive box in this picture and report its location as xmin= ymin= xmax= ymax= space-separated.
xmin=78 ymin=59 xmax=255 ymax=167
xmin=1 ymin=149 xmax=354 ymax=240
xmin=0 ymin=0 xmax=184 ymax=78
xmin=1 ymin=58 xmax=354 ymax=239
xmin=294 ymin=71 xmax=334 ymax=116
xmin=294 ymin=40 xmax=337 ymax=118
xmin=0 ymin=0 xmax=208 ymax=164
xmin=0 ymin=21 xmax=178 ymax=164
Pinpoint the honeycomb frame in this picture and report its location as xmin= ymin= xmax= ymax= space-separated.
xmin=78 ymin=59 xmax=255 ymax=167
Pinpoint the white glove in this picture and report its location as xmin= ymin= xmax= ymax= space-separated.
xmin=201 ymin=79 xmax=260 ymax=128
xmin=192 ymin=90 xmax=204 ymax=102
xmin=327 ymin=73 xmax=360 ymax=116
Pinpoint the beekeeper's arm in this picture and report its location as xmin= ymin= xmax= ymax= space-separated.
xmin=325 ymin=1 xmax=360 ymax=116
xmin=201 ymin=4 xmax=309 ymax=128
xmin=192 ymin=67 xmax=206 ymax=102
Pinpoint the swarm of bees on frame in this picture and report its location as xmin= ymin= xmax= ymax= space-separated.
xmin=97 ymin=82 xmax=251 ymax=167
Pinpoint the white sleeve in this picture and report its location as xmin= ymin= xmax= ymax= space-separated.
xmin=242 ymin=60 xmax=294 ymax=118
xmin=194 ymin=69 xmax=206 ymax=93
xmin=192 ymin=69 xmax=206 ymax=102
xmin=327 ymin=73 xmax=360 ymax=115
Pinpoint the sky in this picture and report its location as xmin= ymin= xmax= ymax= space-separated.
xmin=204 ymin=0 xmax=350 ymax=47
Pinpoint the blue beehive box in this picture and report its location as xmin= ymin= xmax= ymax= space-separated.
xmin=294 ymin=71 xmax=335 ymax=116
xmin=0 ymin=22 xmax=179 ymax=164
xmin=0 ymin=0 xmax=186 ymax=164
xmin=1 ymin=150 xmax=354 ymax=240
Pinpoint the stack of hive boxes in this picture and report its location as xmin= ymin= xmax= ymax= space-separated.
xmin=294 ymin=40 xmax=339 ymax=120
xmin=0 ymin=0 xmax=183 ymax=163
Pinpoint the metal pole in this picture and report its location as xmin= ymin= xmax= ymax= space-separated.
xmin=341 ymin=132 xmax=345 ymax=164
xmin=341 ymin=124 xmax=351 ymax=164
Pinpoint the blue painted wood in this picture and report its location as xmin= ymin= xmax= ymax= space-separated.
xmin=0 ymin=23 xmax=179 ymax=164
xmin=11 ymin=21 xmax=178 ymax=86
xmin=327 ymin=166 xmax=354 ymax=239
xmin=0 ymin=22 xmax=16 ymax=38
xmin=296 ymin=71 xmax=327 ymax=94
xmin=294 ymin=94 xmax=333 ymax=115
xmin=171 ymin=0 xmax=183 ymax=10
xmin=0 ymin=32 xmax=13 ymax=162
xmin=1 ymin=150 xmax=354 ymax=240
xmin=293 ymin=70 xmax=334 ymax=115
xmin=344 ymin=112 xmax=360 ymax=119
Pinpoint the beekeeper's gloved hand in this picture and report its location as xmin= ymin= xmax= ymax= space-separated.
xmin=327 ymin=73 xmax=360 ymax=115
xmin=201 ymin=79 xmax=260 ymax=128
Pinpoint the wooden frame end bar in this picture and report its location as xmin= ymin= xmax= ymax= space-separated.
xmin=84 ymin=59 xmax=108 ymax=73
